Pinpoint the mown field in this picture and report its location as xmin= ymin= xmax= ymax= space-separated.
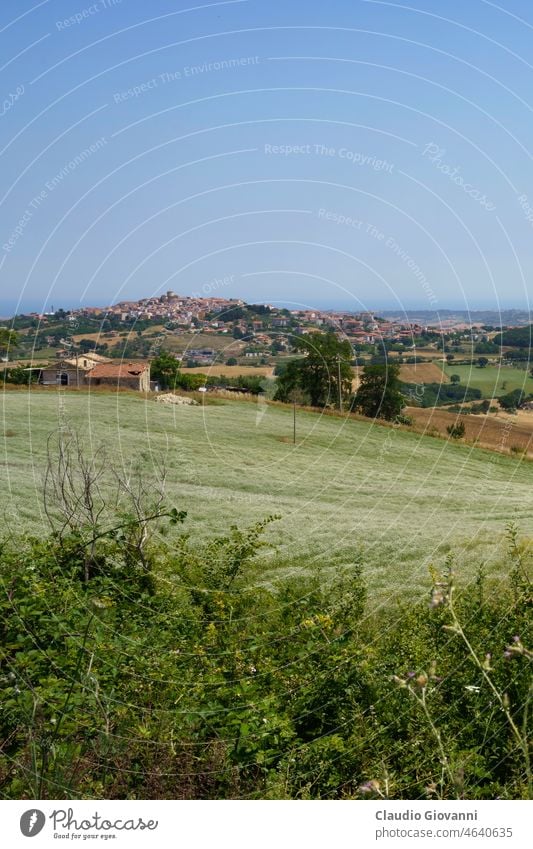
xmin=2 ymin=388 xmax=532 ymax=602
xmin=441 ymin=363 xmax=533 ymax=397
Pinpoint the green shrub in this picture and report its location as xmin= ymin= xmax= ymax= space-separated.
xmin=0 ymin=509 xmax=530 ymax=799
xmin=447 ymin=421 xmax=466 ymax=439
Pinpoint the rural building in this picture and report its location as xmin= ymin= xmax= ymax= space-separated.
xmin=40 ymin=352 xmax=113 ymax=387
xmin=41 ymin=358 xmax=93 ymax=387
xmin=62 ymin=352 xmax=112 ymax=370
xmin=37 ymin=356 xmax=150 ymax=391
xmin=85 ymin=362 xmax=150 ymax=391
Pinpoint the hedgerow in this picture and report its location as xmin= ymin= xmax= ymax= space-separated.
xmin=1 ymin=510 xmax=530 ymax=799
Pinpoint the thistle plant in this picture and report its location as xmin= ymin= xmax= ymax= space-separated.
xmin=429 ymin=556 xmax=532 ymax=799
xmin=393 ymin=663 xmax=454 ymax=799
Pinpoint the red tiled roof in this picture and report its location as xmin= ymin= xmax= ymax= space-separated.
xmin=87 ymin=362 xmax=149 ymax=379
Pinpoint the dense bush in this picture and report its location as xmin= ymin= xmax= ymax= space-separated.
xmin=1 ymin=366 xmax=38 ymax=385
xmin=499 ymin=389 xmax=528 ymax=411
xmin=447 ymin=421 xmax=466 ymax=439
xmin=474 ymin=342 xmax=499 ymax=354
xmin=1 ymin=501 xmax=531 ymax=800
xmin=206 ymin=375 xmax=265 ymax=394
xmin=402 ymin=382 xmax=483 ymax=407
xmin=493 ymin=326 xmax=532 ymax=348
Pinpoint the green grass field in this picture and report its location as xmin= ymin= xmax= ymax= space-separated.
xmin=2 ymin=389 xmax=532 ymax=602
xmin=441 ymin=362 xmax=533 ymax=398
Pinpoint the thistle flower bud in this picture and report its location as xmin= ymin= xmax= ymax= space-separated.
xmin=359 ymin=779 xmax=381 ymax=795
xmin=430 ymin=589 xmax=445 ymax=608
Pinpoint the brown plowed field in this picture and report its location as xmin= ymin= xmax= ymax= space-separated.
xmin=399 ymin=362 xmax=448 ymax=383
xmin=406 ymin=406 xmax=533 ymax=456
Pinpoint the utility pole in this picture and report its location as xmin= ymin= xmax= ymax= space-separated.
xmin=293 ymin=395 xmax=296 ymax=444
xmin=337 ymin=355 xmax=343 ymax=413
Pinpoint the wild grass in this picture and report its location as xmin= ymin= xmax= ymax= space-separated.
xmin=1 ymin=389 xmax=532 ymax=603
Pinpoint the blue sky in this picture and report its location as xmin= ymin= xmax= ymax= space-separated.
xmin=2 ymin=0 xmax=533 ymax=315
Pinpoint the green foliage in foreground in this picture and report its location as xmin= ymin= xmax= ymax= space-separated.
xmin=0 ymin=513 xmax=531 ymax=800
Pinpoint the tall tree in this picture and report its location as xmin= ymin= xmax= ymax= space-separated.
xmin=274 ymin=359 xmax=306 ymax=403
xmin=274 ymin=332 xmax=353 ymax=408
xmin=0 ymin=328 xmax=19 ymax=359
xmin=150 ymin=352 xmax=181 ymax=389
xmin=354 ymin=363 xmax=405 ymax=420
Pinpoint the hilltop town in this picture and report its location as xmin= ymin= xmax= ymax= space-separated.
xmin=2 ymin=290 xmax=523 ymax=370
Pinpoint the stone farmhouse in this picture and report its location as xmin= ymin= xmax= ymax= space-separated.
xmin=37 ymin=353 xmax=151 ymax=391
xmin=85 ymin=362 xmax=151 ymax=392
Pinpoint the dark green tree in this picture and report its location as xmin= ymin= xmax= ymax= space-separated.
xmin=274 ymin=359 xmax=306 ymax=403
xmin=274 ymin=333 xmax=353 ymax=408
xmin=150 ymin=352 xmax=181 ymax=390
xmin=354 ymin=363 xmax=405 ymax=420
xmin=0 ymin=328 xmax=19 ymax=359
xmin=499 ymin=389 xmax=526 ymax=411
xmin=447 ymin=421 xmax=466 ymax=439
xmin=296 ymin=332 xmax=353 ymax=407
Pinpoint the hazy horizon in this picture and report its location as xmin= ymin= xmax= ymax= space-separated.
xmin=2 ymin=1 xmax=533 ymax=316
xmin=1 ymin=294 xmax=531 ymax=320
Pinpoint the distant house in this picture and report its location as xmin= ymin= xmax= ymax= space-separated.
xmin=63 ymin=353 xmax=111 ymax=370
xmin=85 ymin=362 xmax=150 ymax=392
xmin=40 ymin=358 xmax=92 ymax=387
xmin=40 ymin=352 xmax=112 ymax=387
xmin=37 ymin=357 xmax=150 ymax=391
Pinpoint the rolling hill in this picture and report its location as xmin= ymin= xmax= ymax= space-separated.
xmin=1 ymin=389 xmax=532 ymax=602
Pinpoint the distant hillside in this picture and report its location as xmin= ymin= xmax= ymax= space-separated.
xmin=380 ymin=309 xmax=532 ymax=327
xmin=493 ymin=325 xmax=533 ymax=348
